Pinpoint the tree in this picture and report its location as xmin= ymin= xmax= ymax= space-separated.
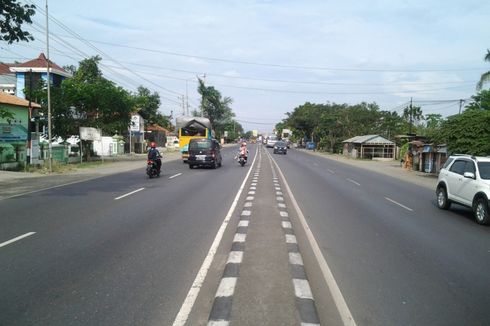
xmin=0 ymin=0 xmax=36 ymax=43
xmin=477 ymin=49 xmax=490 ymax=91
xmin=440 ymin=109 xmax=490 ymax=155
xmin=465 ymin=89 xmax=490 ymax=111
xmin=402 ymin=104 xmax=423 ymax=134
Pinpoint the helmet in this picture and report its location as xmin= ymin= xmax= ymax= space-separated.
xmin=150 ymin=142 xmax=156 ymax=148
xmin=242 ymin=142 xmax=247 ymax=146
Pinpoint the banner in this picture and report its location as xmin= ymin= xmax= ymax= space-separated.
xmin=79 ymin=127 xmax=101 ymax=141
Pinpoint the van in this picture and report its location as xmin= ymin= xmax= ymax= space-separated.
xmin=188 ymin=138 xmax=223 ymax=169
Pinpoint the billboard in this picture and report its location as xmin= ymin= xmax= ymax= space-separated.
xmin=79 ymin=127 xmax=102 ymax=141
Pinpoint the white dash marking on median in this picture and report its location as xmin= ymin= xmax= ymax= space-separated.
xmin=282 ymin=221 xmax=292 ymax=229
xmin=347 ymin=178 xmax=361 ymax=186
xmin=208 ymin=321 xmax=229 ymax=326
xmin=293 ymin=279 xmax=314 ymax=299
xmin=216 ymin=277 xmax=237 ymax=297
xmin=114 ymin=188 xmax=145 ymax=200
xmin=241 ymin=210 xmax=251 ymax=216
xmin=275 ymin=187 xmax=281 ymax=190
xmin=0 ymin=232 xmax=36 ymax=248
xmin=280 ymin=211 xmax=289 ymax=218
xmin=248 ymin=191 xmax=256 ymax=195
xmin=251 ymin=183 xmax=258 ymax=186
xmin=277 ymin=196 xmax=284 ymax=201
xmin=286 ymin=234 xmax=297 ymax=244
xmin=278 ymin=203 xmax=286 ymax=208
xmin=169 ymin=173 xmax=182 ymax=179
xmin=250 ymin=186 xmax=257 ymax=190
xmin=289 ymin=252 xmax=304 ymax=265
xmin=246 ymin=196 xmax=254 ymax=201
xmin=385 ymin=197 xmax=414 ymax=212
xmin=233 ymin=233 xmax=247 ymax=243
xmin=227 ymin=251 xmax=244 ymax=264
xmin=238 ymin=220 xmax=249 ymax=227
xmin=244 ymin=202 xmax=252 ymax=207
xmin=276 ymin=191 xmax=283 ymax=196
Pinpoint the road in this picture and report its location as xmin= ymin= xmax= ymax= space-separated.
xmin=1 ymin=144 xmax=489 ymax=325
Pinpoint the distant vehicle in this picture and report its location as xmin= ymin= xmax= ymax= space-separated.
xmin=306 ymin=141 xmax=316 ymax=150
xmin=436 ymin=155 xmax=490 ymax=224
xmin=273 ymin=141 xmax=288 ymax=155
xmin=176 ymin=116 xmax=213 ymax=162
xmin=266 ymin=135 xmax=278 ymax=148
xmin=187 ymin=138 xmax=222 ymax=169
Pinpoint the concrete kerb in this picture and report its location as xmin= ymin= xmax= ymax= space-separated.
xmin=297 ymin=149 xmax=438 ymax=190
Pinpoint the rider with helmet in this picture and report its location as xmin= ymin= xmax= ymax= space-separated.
xmin=147 ymin=141 xmax=162 ymax=173
xmin=238 ymin=141 xmax=248 ymax=162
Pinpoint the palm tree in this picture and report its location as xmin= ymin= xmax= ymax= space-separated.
xmin=477 ymin=49 xmax=490 ymax=90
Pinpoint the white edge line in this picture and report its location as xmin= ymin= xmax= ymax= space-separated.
xmin=327 ymin=169 xmax=335 ymax=174
xmin=268 ymin=151 xmax=357 ymax=326
xmin=346 ymin=178 xmax=361 ymax=186
xmin=114 ymin=187 xmax=145 ymax=200
xmin=172 ymin=146 xmax=259 ymax=326
xmin=0 ymin=232 xmax=36 ymax=248
xmin=385 ymin=197 xmax=413 ymax=211
xmin=169 ymin=173 xmax=183 ymax=179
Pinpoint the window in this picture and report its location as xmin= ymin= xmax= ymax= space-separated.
xmin=478 ymin=162 xmax=490 ymax=180
xmin=464 ymin=161 xmax=476 ymax=174
xmin=449 ymin=160 xmax=466 ymax=175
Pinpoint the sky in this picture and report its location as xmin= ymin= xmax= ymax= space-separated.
xmin=2 ymin=0 xmax=490 ymax=133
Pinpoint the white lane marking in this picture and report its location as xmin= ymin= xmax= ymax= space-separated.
xmin=276 ymin=191 xmax=283 ymax=196
xmin=278 ymin=203 xmax=286 ymax=208
xmin=248 ymin=191 xmax=256 ymax=195
xmin=208 ymin=320 xmax=230 ymax=326
xmin=114 ymin=187 xmax=145 ymax=200
xmin=250 ymin=186 xmax=257 ymax=190
xmin=216 ymin=277 xmax=237 ymax=297
xmin=289 ymin=252 xmax=304 ymax=265
xmin=269 ymin=151 xmax=357 ymax=326
xmin=172 ymin=147 xmax=258 ymax=326
xmin=301 ymin=323 xmax=320 ymax=326
xmin=238 ymin=220 xmax=249 ymax=227
xmin=285 ymin=234 xmax=297 ymax=244
xmin=244 ymin=202 xmax=252 ymax=207
xmin=227 ymin=251 xmax=244 ymax=264
xmin=327 ymin=169 xmax=335 ymax=174
xmin=385 ymin=197 xmax=414 ymax=212
xmin=251 ymin=183 xmax=258 ymax=186
xmin=293 ymin=279 xmax=314 ymax=300
xmin=277 ymin=196 xmax=284 ymax=201
xmin=280 ymin=211 xmax=289 ymax=218
xmin=282 ymin=221 xmax=292 ymax=229
xmin=241 ymin=210 xmax=251 ymax=216
xmin=0 ymin=232 xmax=36 ymax=248
xmin=275 ymin=187 xmax=281 ymax=190
xmin=169 ymin=173 xmax=182 ymax=179
xmin=346 ymin=178 xmax=361 ymax=186
xmin=246 ymin=196 xmax=254 ymax=201
xmin=233 ymin=233 xmax=247 ymax=243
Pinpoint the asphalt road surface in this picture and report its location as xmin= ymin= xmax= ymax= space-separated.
xmin=1 ymin=144 xmax=489 ymax=326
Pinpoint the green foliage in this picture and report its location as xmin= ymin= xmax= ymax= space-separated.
xmin=477 ymin=49 xmax=490 ymax=91
xmin=441 ymin=109 xmax=490 ymax=155
xmin=465 ymin=89 xmax=490 ymax=111
xmin=283 ymin=101 xmax=404 ymax=152
xmin=0 ymin=0 xmax=36 ymax=44
xmin=0 ymin=108 xmax=14 ymax=122
xmin=197 ymin=78 xmax=235 ymax=139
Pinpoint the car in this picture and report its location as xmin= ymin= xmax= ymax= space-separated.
xmin=266 ymin=136 xmax=278 ymax=148
xmin=436 ymin=154 xmax=490 ymax=224
xmin=187 ymin=138 xmax=223 ymax=169
xmin=273 ymin=141 xmax=288 ymax=154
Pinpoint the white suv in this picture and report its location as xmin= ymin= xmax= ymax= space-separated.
xmin=436 ymin=155 xmax=490 ymax=224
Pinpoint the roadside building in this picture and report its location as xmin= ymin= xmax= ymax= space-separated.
xmin=146 ymin=124 xmax=169 ymax=148
xmin=0 ymin=92 xmax=41 ymax=170
xmin=8 ymin=53 xmax=71 ymax=99
xmin=0 ymin=63 xmax=17 ymax=95
xmin=342 ymin=135 xmax=395 ymax=160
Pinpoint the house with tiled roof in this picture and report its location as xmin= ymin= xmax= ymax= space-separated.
xmin=0 ymin=62 xmax=17 ymax=95
xmin=342 ymin=134 xmax=395 ymax=160
xmin=8 ymin=53 xmax=71 ymax=99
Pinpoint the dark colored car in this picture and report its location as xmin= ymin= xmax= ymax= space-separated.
xmin=273 ymin=141 xmax=288 ymax=155
xmin=188 ymin=138 xmax=223 ymax=169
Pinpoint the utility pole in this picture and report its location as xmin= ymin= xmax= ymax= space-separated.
xmin=201 ymin=74 xmax=206 ymax=117
xmin=45 ymin=0 xmax=53 ymax=173
xmin=26 ymin=69 xmax=32 ymax=168
xmin=185 ymin=79 xmax=189 ymax=115
xmin=408 ymin=97 xmax=413 ymax=135
xmin=181 ymin=95 xmax=185 ymax=115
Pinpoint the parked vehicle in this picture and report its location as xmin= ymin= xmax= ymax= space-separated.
xmin=273 ymin=141 xmax=288 ymax=154
xmin=436 ymin=154 xmax=490 ymax=224
xmin=146 ymin=159 xmax=160 ymax=178
xmin=188 ymin=138 xmax=222 ymax=169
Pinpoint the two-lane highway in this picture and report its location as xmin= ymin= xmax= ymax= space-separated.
xmin=0 ymin=145 xmax=252 ymax=325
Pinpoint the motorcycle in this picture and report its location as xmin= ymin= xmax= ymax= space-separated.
xmin=146 ymin=159 xmax=160 ymax=178
xmin=236 ymin=154 xmax=247 ymax=167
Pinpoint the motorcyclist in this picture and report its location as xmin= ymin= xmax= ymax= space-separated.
xmin=238 ymin=141 xmax=248 ymax=162
xmin=147 ymin=141 xmax=162 ymax=173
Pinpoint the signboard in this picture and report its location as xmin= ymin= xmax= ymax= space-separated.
xmin=79 ymin=127 xmax=102 ymax=141
xmin=224 ymin=131 xmax=228 ymax=137
xmin=130 ymin=115 xmax=141 ymax=132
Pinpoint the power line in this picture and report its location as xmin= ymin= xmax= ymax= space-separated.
xmin=54 ymin=34 xmax=486 ymax=73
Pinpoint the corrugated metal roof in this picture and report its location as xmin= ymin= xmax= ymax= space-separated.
xmin=342 ymin=134 xmax=393 ymax=145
